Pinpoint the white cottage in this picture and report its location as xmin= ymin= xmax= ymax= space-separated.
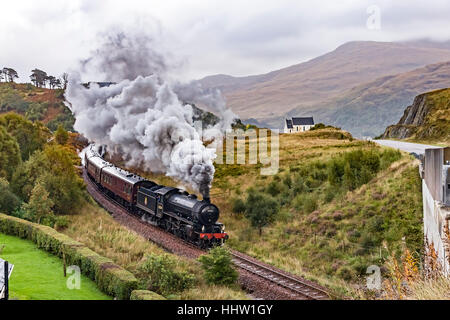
xmin=284 ymin=117 xmax=314 ymax=133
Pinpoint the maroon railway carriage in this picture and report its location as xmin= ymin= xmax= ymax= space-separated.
xmin=84 ymin=146 xmax=228 ymax=247
xmin=100 ymin=165 xmax=154 ymax=206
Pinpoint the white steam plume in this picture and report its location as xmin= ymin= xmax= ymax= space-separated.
xmin=65 ymin=31 xmax=236 ymax=197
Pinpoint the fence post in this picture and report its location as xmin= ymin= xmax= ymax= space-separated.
xmin=4 ymin=260 xmax=9 ymax=300
xmin=63 ymin=250 xmax=67 ymax=277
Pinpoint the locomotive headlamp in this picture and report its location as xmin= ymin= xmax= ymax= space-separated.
xmin=202 ymin=226 xmax=205 ymax=232
xmin=221 ymin=225 xmax=225 ymax=231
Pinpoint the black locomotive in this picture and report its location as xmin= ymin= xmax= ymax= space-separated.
xmin=84 ymin=146 xmax=228 ymax=248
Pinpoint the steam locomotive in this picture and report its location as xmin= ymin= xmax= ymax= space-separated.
xmin=84 ymin=146 xmax=228 ymax=248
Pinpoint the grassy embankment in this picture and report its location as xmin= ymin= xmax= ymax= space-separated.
xmin=0 ymin=233 xmax=111 ymax=300
xmin=128 ymin=128 xmax=424 ymax=298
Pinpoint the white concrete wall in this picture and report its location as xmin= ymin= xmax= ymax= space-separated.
xmin=423 ymin=179 xmax=450 ymax=275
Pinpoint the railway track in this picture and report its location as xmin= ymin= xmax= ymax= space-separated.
xmin=83 ymin=168 xmax=329 ymax=300
xmin=231 ymin=251 xmax=329 ymax=300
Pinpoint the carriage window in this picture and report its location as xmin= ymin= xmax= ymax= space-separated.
xmin=144 ymin=196 xmax=148 ymax=205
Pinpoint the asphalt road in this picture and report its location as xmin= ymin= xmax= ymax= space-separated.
xmin=374 ymin=139 xmax=441 ymax=155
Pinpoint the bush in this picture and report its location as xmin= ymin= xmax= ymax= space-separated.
xmin=244 ymin=189 xmax=279 ymax=235
xmin=303 ymin=194 xmax=318 ymax=213
xmin=336 ymin=266 xmax=355 ymax=281
xmin=137 ymin=253 xmax=196 ymax=296
xmin=231 ymin=198 xmax=246 ymax=214
xmin=55 ymin=124 xmax=69 ymax=145
xmin=266 ymin=180 xmax=282 ymax=196
xmin=198 ymin=246 xmax=238 ymax=286
xmin=54 ymin=216 xmax=69 ymax=230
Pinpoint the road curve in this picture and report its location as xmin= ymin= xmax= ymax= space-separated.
xmin=374 ymin=139 xmax=441 ymax=155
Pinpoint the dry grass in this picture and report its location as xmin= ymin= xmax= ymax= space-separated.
xmin=406 ymin=277 xmax=450 ymax=300
xmin=63 ymin=201 xmax=247 ymax=300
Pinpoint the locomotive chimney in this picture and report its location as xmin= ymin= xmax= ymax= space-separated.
xmin=202 ymin=187 xmax=211 ymax=203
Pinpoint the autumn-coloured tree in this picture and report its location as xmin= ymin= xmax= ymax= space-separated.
xmin=0 ymin=126 xmax=22 ymax=181
xmin=55 ymin=124 xmax=69 ymax=145
xmin=21 ymin=181 xmax=54 ymax=223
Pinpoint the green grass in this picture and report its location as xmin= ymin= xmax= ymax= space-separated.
xmin=0 ymin=232 xmax=111 ymax=300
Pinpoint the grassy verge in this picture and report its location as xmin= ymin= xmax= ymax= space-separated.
xmin=0 ymin=232 xmax=111 ymax=300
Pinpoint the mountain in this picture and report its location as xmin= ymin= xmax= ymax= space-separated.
xmin=381 ymin=88 xmax=450 ymax=143
xmin=286 ymin=61 xmax=450 ymax=137
xmin=198 ymin=40 xmax=450 ymax=123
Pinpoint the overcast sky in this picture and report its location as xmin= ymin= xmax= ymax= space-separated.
xmin=1 ymin=0 xmax=450 ymax=82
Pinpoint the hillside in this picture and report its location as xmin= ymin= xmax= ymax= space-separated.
xmin=381 ymin=88 xmax=450 ymax=144
xmin=125 ymin=128 xmax=423 ymax=298
xmin=0 ymin=82 xmax=74 ymax=131
xmin=197 ymin=40 xmax=450 ymax=122
xmin=286 ymin=61 xmax=450 ymax=138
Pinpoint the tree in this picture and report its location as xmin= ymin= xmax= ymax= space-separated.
xmin=198 ymin=246 xmax=238 ymax=285
xmin=60 ymin=73 xmax=69 ymax=89
xmin=0 ymin=178 xmax=21 ymax=214
xmin=21 ymin=181 xmax=54 ymax=223
xmin=55 ymin=124 xmax=69 ymax=144
xmin=30 ymin=68 xmax=47 ymax=87
xmin=46 ymin=75 xmax=57 ymax=89
xmin=0 ymin=113 xmax=49 ymax=161
xmin=0 ymin=126 xmax=22 ymax=181
xmin=2 ymin=67 xmax=18 ymax=82
xmin=11 ymin=144 xmax=86 ymax=214
xmin=244 ymin=189 xmax=279 ymax=236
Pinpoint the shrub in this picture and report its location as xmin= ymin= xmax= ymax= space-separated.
xmin=266 ymin=180 xmax=282 ymax=196
xmin=323 ymin=187 xmax=335 ymax=203
xmin=55 ymin=124 xmax=69 ymax=145
xmin=137 ymin=253 xmax=196 ymax=296
xmin=54 ymin=216 xmax=69 ymax=230
xmin=198 ymin=246 xmax=238 ymax=286
xmin=231 ymin=198 xmax=246 ymax=214
xmin=244 ymin=189 xmax=279 ymax=235
xmin=303 ymin=194 xmax=318 ymax=213
xmin=336 ymin=266 xmax=355 ymax=281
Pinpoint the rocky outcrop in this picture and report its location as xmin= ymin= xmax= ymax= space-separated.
xmin=381 ymin=88 xmax=450 ymax=141
xmin=382 ymin=93 xmax=431 ymax=139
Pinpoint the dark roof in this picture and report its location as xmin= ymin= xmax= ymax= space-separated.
xmin=286 ymin=119 xmax=293 ymax=129
xmin=292 ymin=117 xmax=314 ymax=125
